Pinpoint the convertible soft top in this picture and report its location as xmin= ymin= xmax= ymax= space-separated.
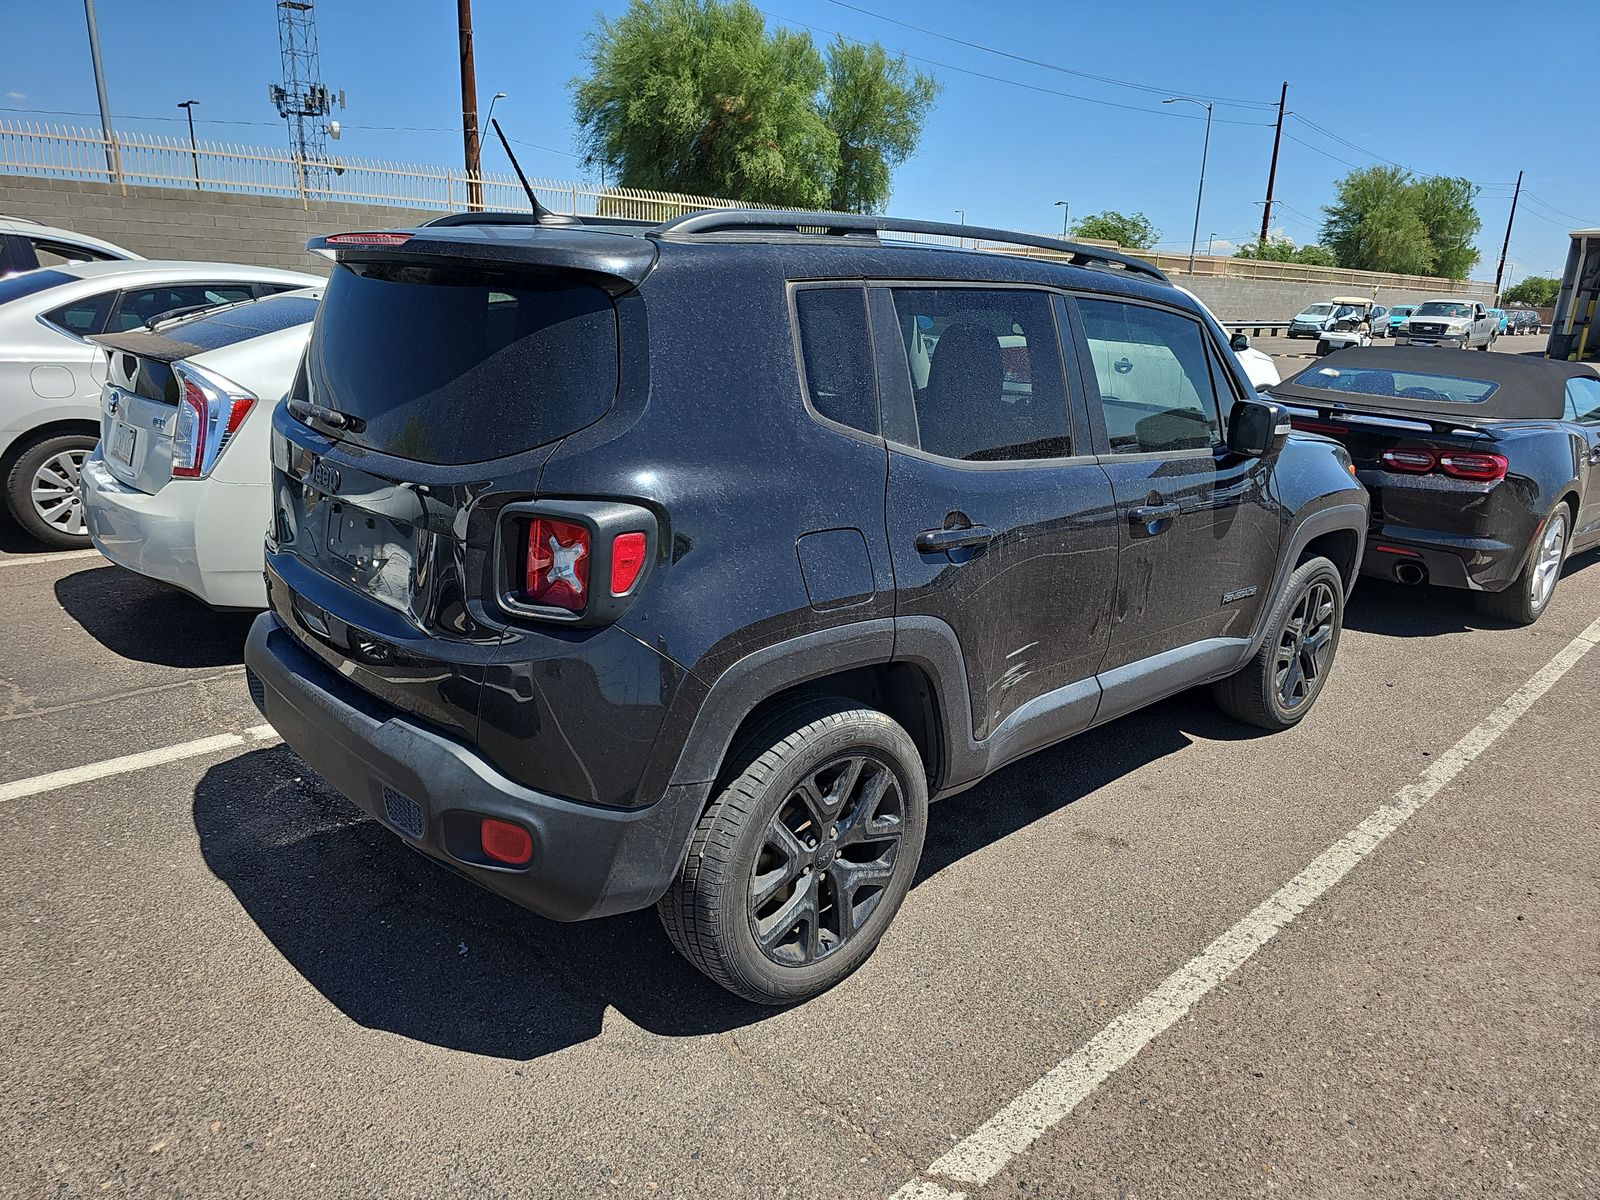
xmin=1275 ymin=346 xmax=1598 ymax=420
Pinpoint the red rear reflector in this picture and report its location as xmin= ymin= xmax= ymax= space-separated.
xmin=1438 ymin=452 xmax=1508 ymax=482
xmin=1292 ymin=418 xmax=1349 ymax=435
xmin=324 ymin=232 xmax=412 ymax=246
xmin=1380 ymin=448 xmax=1437 ymax=473
xmin=480 ymin=818 xmax=533 ymax=866
xmin=610 ymin=531 xmax=648 ymax=595
xmin=524 ymin=517 xmax=590 ymax=612
xmin=1373 ymin=543 xmax=1421 ymax=557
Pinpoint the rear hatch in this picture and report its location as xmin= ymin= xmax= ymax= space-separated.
xmin=93 ymin=292 xmax=320 ymax=494
xmin=268 ymin=226 xmax=655 ymax=739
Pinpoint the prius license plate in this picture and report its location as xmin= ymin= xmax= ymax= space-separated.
xmin=109 ymin=422 xmax=137 ymax=468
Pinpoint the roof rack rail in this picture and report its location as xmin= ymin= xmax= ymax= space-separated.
xmin=651 ymin=209 xmax=1170 ymax=285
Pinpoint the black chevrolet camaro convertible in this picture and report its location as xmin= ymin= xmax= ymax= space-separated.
xmin=1272 ymin=347 xmax=1600 ymax=624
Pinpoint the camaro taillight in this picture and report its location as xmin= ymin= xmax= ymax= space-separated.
xmin=1437 ymin=452 xmax=1508 ymax=482
xmin=1379 ymin=447 xmax=1507 ymax=482
xmin=1380 ymin=448 xmax=1436 ymax=473
xmin=171 ymin=364 xmax=256 ymax=480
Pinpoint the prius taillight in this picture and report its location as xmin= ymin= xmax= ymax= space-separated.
xmin=171 ymin=364 xmax=256 ymax=479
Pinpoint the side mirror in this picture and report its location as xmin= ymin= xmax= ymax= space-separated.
xmin=1228 ymin=397 xmax=1291 ymax=458
xmin=1230 ymin=332 xmax=1250 ymax=351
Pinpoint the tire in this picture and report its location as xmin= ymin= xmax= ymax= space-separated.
xmin=658 ymin=694 xmax=928 ymax=1005
xmin=4 ymin=432 xmax=96 ymax=548
xmin=1473 ymin=505 xmax=1570 ymax=626
xmin=1212 ymin=556 xmax=1345 ymax=731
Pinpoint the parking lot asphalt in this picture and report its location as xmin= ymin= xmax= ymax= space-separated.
xmin=2 ymin=522 xmax=1597 ymax=1198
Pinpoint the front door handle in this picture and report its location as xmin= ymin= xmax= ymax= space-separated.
xmin=1128 ymin=501 xmax=1180 ymax=537
xmin=915 ymin=524 xmax=997 ymax=552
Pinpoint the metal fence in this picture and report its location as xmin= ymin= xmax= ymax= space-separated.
xmin=0 ymin=119 xmax=1487 ymax=292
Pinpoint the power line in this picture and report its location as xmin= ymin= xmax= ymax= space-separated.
xmin=757 ymin=8 xmax=1274 ymax=127
xmin=1521 ymin=190 xmax=1598 ymax=227
xmin=822 ymin=0 xmax=1277 ymax=111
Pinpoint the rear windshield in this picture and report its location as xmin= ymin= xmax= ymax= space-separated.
xmin=300 ymin=263 xmax=617 ymax=465
xmin=1299 ymin=364 xmax=1498 ymax=404
xmin=1415 ymin=301 xmax=1472 ymax=318
xmin=0 ymin=268 xmax=72 ymax=305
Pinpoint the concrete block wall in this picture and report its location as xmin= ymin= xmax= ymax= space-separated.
xmin=0 ymin=174 xmax=441 ymax=275
xmin=1182 ymin=274 xmax=1494 ymax=325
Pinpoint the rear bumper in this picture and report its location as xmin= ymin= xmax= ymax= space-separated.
xmin=82 ymin=453 xmax=268 ymax=609
xmin=243 ymin=613 xmax=707 ymax=922
xmin=1358 ymin=525 xmax=1530 ymax=591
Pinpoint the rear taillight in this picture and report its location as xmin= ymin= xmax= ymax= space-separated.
xmin=1438 ymin=452 xmax=1508 ymax=482
xmin=480 ymin=818 xmax=534 ymax=866
xmin=498 ymin=502 xmax=657 ymax=625
xmin=523 ymin=517 xmax=591 ymax=613
xmin=1380 ymin=448 xmax=1436 ymax=473
xmin=1379 ymin=447 xmax=1507 ymax=482
xmin=171 ymin=363 xmax=256 ymax=480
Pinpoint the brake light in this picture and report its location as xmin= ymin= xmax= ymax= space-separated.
xmin=323 ymin=231 xmax=413 ymax=246
xmin=1438 ymin=452 xmax=1508 ymax=482
xmin=610 ymin=531 xmax=648 ymax=595
xmin=480 ymin=818 xmax=533 ymax=866
xmin=1380 ymin=448 xmax=1436 ymax=473
xmin=171 ymin=364 xmax=257 ymax=480
xmin=524 ymin=517 xmax=591 ymax=613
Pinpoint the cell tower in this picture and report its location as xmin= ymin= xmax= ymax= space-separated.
xmin=268 ymin=0 xmax=344 ymax=179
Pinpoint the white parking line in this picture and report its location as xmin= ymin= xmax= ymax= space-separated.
xmin=0 ymin=549 xmax=102 ymax=569
xmin=0 ymin=723 xmax=279 ymax=804
xmin=893 ymin=613 xmax=1600 ymax=1199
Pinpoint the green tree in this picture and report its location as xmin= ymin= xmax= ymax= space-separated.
xmin=820 ymin=38 xmax=939 ymax=212
xmin=572 ymin=0 xmax=937 ymax=212
xmin=1234 ymin=235 xmax=1337 ymax=266
xmin=1320 ymin=166 xmax=1481 ymax=277
xmin=1071 ymin=210 xmax=1159 ymax=250
xmin=1413 ymin=176 xmax=1482 ymax=279
xmin=1502 ymin=275 xmax=1560 ymax=307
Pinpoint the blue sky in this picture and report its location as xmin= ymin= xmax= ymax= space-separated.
xmin=4 ymin=0 xmax=1592 ymax=279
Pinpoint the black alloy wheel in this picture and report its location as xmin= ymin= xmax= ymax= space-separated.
xmin=1274 ymin=578 xmax=1338 ymax=713
xmin=749 ymin=754 xmax=904 ymax=966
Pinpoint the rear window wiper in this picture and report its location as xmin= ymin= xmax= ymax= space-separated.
xmin=287 ymin=395 xmax=366 ymax=432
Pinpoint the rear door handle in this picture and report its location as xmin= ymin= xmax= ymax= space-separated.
xmin=1128 ymin=501 xmax=1180 ymax=537
xmin=915 ymin=524 xmax=997 ymax=552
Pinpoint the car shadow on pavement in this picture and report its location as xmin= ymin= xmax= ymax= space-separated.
xmin=1344 ymin=554 xmax=1598 ymax=638
xmin=54 ymin=565 xmax=255 ymax=667
xmin=194 ymin=696 xmax=1220 ymax=1059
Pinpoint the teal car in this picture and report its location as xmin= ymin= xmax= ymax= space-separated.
xmin=1385 ymin=304 xmax=1416 ymax=336
xmin=1489 ymin=307 xmax=1509 ymax=334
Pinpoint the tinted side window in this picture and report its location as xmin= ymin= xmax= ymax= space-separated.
xmin=1077 ymin=299 xmax=1222 ymax=454
xmin=885 ymin=287 xmax=1071 ymax=462
xmin=42 ymin=290 xmax=116 ymax=336
xmin=1565 ymin=377 xmax=1600 ymax=424
xmin=110 ymin=283 xmax=256 ymax=331
xmin=32 ymin=238 xmax=120 ymax=267
xmin=794 ymin=287 xmax=877 ymax=435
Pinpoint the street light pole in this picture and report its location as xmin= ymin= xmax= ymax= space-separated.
xmin=83 ymin=0 xmax=121 ymax=185
xmin=1164 ymin=96 xmax=1213 ymax=275
xmin=1054 ymin=199 xmax=1069 ymax=238
xmin=177 ymin=100 xmax=200 ymax=191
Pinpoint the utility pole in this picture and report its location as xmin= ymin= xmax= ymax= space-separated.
xmin=1494 ymin=169 xmax=1522 ymax=300
xmin=178 ymin=100 xmax=200 ymax=190
xmin=458 ymin=0 xmax=483 ymax=211
xmin=83 ymin=0 xmax=121 ymax=185
xmin=1259 ymin=81 xmax=1287 ymax=249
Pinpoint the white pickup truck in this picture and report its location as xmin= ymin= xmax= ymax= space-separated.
xmin=1395 ymin=298 xmax=1498 ymax=350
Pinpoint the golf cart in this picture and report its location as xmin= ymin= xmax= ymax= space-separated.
xmin=1317 ymin=296 xmax=1379 ymax=356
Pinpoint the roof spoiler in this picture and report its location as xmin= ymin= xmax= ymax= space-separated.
xmin=651 ymin=209 xmax=1170 ymax=284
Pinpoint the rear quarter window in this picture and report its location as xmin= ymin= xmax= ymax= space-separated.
xmin=793 ymin=286 xmax=877 ymax=435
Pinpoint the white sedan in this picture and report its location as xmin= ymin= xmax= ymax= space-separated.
xmin=82 ymin=290 xmax=319 ymax=609
xmin=0 ymin=260 xmax=318 ymax=546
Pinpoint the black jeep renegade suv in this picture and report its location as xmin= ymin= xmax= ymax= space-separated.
xmin=244 ymin=209 xmax=1368 ymax=1003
